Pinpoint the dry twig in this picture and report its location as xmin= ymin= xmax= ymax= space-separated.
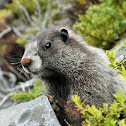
xmin=0 ymin=27 xmax=12 ymax=38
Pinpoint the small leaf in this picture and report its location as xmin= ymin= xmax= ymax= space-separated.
xmin=124 ymin=42 xmax=126 ymax=48
xmin=111 ymin=51 xmax=114 ymax=58
xmin=109 ymin=57 xmax=115 ymax=64
xmin=108 ymin=64 xmax=115 ymax=68
xmin=106 ymin=50 xmax=111 ymax=57
xmin=121 ymin=65 xmax=126 ymax=72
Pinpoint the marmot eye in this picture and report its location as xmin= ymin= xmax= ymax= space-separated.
xmin=45 ymin=42 xmax=51 ymax=49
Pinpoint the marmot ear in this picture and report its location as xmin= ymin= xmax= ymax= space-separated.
xmin=60 ymin=29 xmax=68 ymax=43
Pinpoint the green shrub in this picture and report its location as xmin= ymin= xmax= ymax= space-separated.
xmin=106 ymin=42 xmax=126 ymax=81
xmin=76 ymin=0 xmax=86 ymax=5
xmin=10 ymin=79 xmax=43 ymax=102
xmin=72 ymin=90 xmax=126 ymax=126
xmin=0 ymin=9 xmax=12 ymax=18
xmin=5 ymin=0 xmax=48 ymax=17
xmin=73 ymin=0 xmax=126 ymax=49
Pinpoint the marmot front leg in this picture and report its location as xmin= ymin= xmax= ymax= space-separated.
xmin=45 ymin=93 xmax=60 ymax=112
xmin=63 ymin=100 xmax=82 ymax=125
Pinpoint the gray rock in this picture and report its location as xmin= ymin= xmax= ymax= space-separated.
xmin=113 ymin=37 xmax=126 ymax=61
xmin=0 ymin=95 xmax=61 ymax=126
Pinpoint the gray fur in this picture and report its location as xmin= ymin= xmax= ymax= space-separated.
xmin=22 ymin=26 xmax=126 ymax=125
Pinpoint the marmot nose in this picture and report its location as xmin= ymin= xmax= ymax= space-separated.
xmin=21 ymin=57 xmax=32 ymax=67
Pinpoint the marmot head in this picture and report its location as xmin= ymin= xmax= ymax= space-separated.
xmin=21 ymin=26 xmax=71 ymax=76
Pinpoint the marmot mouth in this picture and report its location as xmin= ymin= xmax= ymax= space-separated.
xmin=22 ymin=65 xmax=31 ymax=73
xmin=22 ymin=67 xmax=40 ymax=75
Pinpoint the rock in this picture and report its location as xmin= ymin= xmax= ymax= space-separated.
xmin=0 ymin=95 xmax=61 ymax=126
xmin=115 ymin=40 xmax=126 ymax=58
xmin=112 ymin=37 xmax=126 ymax=61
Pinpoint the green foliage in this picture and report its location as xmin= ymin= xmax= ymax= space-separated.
xmin=72 ymin=90 xmax=126 ymax=126
xmin=74 ymin=0 xmax=126 ymax=49
xmin=106 ymin=42 xmax=126 ymax=80
xmin=0 ymin=9 xmax=12 ymax=18
xmin=5 ymin=0 xmax=48 ymax=17
xmin=16 ymin=37 xmax=26 ymax=46
xmin=76 ymin=0 xmax=86 ymax=5
xmin=10 ymin=79 xmax=43 ymax=102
